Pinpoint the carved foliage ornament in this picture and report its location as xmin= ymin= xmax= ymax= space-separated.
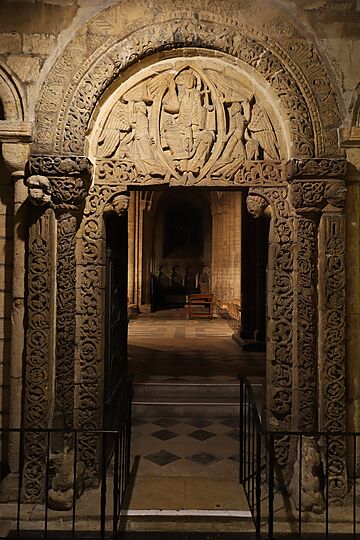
xmin=286 ymin=158 xmax=347 ymax=180
xmin=78 ymin=184 xmax=122 ymax=482
xmin=95 ymin=60 xmax=281 ymax=186
xmin=289 ymin=180 xmax=346 ymax=214
xmin=34 ymin=17 xmax=326 ymax=158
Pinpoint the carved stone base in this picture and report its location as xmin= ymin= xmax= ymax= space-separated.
xmin=289 ymin=436 xmax=324 ymax=515
xmin=48 ymin=449 xmax=85 ymax=511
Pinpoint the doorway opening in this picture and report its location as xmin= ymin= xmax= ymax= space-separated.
xmin=104 ymin=186 xmax=268 ymax=521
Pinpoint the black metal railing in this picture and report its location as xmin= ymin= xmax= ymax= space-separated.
xmin=240 ymin=376 xmax=360 ymax=539
xmin=0 ymin=378 xmax=132 ymax=539
xmin=240 ymin=376 xmax=262 ymax=537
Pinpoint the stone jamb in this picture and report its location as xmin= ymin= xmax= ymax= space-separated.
xmin=22 ymin=155 xmax=92 ymax=502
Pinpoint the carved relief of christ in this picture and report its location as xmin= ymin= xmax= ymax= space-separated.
xmin=161 ymin=69 xmax=215 ymax=178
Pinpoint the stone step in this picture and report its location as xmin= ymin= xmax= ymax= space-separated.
xmin=132 ymin=397 xmax=240 ymax=418
xmin=132 ymin=378 xmax=264 ymax=418
xmin=133 ymin=382 xmax=241 ymax=400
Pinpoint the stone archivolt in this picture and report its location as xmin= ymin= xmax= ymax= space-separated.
xmin=32 ymin=0 xmax=342 ymax=160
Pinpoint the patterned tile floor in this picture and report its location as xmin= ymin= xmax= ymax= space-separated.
xmin=126 ymin=309 xmax=262 ymax=513
xmin=132 ymin=416 xmax=239 ymax=478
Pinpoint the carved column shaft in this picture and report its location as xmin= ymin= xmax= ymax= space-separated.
xmin=23 ymin=207 xmax=56 ymax=502
xmin=78 ymin=186 xmax=128 ymax=485
xmin=287 ymin=160 xmax=348 ymax=507
xmin=293 ymin=214 xmax=319 ymax=432
xmin=54 ymin=210 xmax=78 ymax=432
xmin=1 ymin=142 xmax=30 ymax=475
xmin=22 ymin=156 xmax=92 ymax=502
xmin=318 ymin=210 xmax=347 ymax=503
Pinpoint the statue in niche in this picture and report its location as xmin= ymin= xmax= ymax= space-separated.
xmin=96 ymin=60 xmax=280 ymax=184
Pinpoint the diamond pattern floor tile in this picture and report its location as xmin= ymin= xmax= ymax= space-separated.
xmin=151 ymin=429 xmax=179 ymax=441
xmin=187 ymin=452 xmax=219 ymax=466
xmin=186 ymin=418 xmax=213 ymax=428
xmin=188 ymin=429 xmax=216 ymax=441
xmin=145 ymin=450 xmax=181 ymax=466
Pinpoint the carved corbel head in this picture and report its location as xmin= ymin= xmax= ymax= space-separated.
xmin=324 ymin=181 xmax=346 ymax=211
xmin=25 ymin=175 xmax=52 ymax=206
xmin=104 ymin=193 xmax=130 ymax=216
xmin=246 ymin=193 xmax=270 ymax=219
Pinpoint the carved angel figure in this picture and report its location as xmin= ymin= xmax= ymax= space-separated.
xmin=212 ymin=100 xmax=249 ymax=177
xmin=98 ymin=94 xmax=166 ymax=178
xmin=245 ymin=102 xmax=279 ymax=160
xmin=97 ymin=100 xmax=132 ymax=159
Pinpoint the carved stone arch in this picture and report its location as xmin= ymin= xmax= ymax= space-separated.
xmin=349 ymin=83 xmax=360 ymax=127
xmin=0 ymin=61 xmax=26 ymax=121
xmin=32 ymin=0 xmax=342 ymax=158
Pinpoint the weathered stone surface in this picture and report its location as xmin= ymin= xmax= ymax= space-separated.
xmin=6 ymin=55 xmax=40 ymax=83
xmin=0 ymin=33 xmax=21 ymax=54
xmin=23 ymin=33 xmax=56 ymax=55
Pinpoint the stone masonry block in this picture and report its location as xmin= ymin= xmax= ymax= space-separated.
xmin=6 ymin=55 xmax=40 ymax=83
xmin=23 ymin=33 xmax=56 ymax=55
xmin=0 ymin=33 xmax=21 ymax=54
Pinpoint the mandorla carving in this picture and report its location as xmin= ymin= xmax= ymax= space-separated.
xmin=96 ymin=61 xmax=280 ymax=185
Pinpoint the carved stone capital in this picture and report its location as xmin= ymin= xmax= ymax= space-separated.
xmin=289 ymin=180 xmax=346 ymax=215
xmin=25 ymin=156 xmax=93 ymax=210
xmin=286 ymin=158 xmax=347 ymax=181
xmin=104 ymin=193 xmax=130 ymax=216
xmin=27 ymin=156 xmax=93 ymax=179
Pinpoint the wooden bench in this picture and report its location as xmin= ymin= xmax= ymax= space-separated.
xmin=187 ymin=293 xmax=214 ymax=319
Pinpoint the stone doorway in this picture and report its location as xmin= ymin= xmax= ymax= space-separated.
xmin=22 ymin=42 xmax=348 ymax=506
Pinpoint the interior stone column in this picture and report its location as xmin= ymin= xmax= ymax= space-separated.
xmin=1 ymin=143 xmax=29 ymax=478
xmin=22 ymin=155 xmax=92 ymax=503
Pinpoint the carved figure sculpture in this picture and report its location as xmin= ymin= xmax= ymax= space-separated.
xmin=289 ymin=437 xmax=324 ymax=514
xmin=162 ymin=69 xmax=214 ymax=179
xmin=96 ymin=59 xmax=280 ymax=184
xmin=26 ymin=175 xmax=52 ymax=206
xmin=104 ymin=193 xmax=130 ymax=216
xmin=246 ymin=102 xmax=279 ymax=160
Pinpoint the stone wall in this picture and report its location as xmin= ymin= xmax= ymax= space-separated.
xmin=211 ymin=192 xmax=242 ymax=314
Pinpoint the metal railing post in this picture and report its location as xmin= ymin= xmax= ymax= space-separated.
xmin=268 ymin=433 xmax=274 ymax=540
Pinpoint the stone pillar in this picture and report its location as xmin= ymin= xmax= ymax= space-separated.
xmin=1 ymin=143 xmax=29 ymax=477
xmin=246 ymin=188 xmax=293 ymax=443
xmin=287 ymin=158 xmax=348 ymax=507
xmin=288 ymin=181 xmax=321 ymax=434
xmin=341 ymin=128 xmax=360 ymax=477
xmin=22 ymin=155 xmax=92 ymax=503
